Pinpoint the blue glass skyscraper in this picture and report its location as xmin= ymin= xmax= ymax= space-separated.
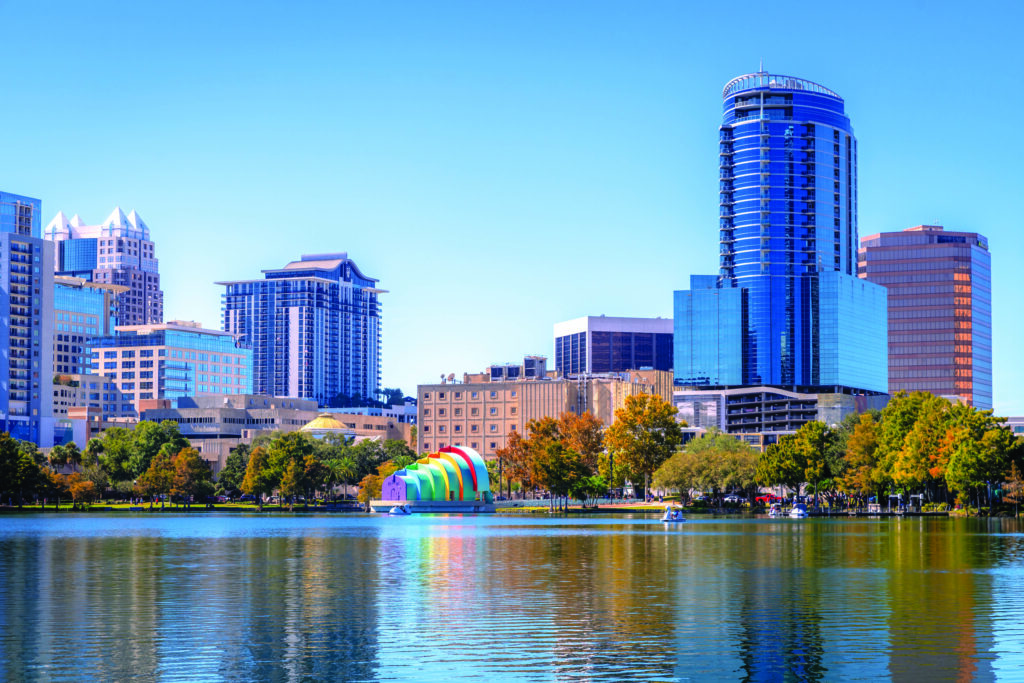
xmin=675 ymin=73 xmax=887 ymax=394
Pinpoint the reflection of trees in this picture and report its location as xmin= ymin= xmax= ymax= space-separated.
xmin=477 ymin=522 xmax=677 ymax=680
xmin=886 ymin=518 xmax=995 ymax=681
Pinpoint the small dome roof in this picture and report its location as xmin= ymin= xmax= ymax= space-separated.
xmin=300 ymin=413 xmax=349 ymax=432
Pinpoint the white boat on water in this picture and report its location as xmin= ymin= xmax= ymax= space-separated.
xmin=768 ymin=503 xmax=784 ymax=518
xmin=661 ymin=505 xmax=686 ymax=523
xmin=789 ymin=503 xmax=809 ymax=519
xmin=388 ymin=504 xmax=413 ymax=515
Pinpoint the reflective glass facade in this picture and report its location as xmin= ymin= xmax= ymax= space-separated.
xmin=57 ymin=238 xmax=98 ymax=276
xmin=553 ymin=317 xmax=673 ymax=377
xmin=675 ymin=73 xmax=887 ymax=394
xmin=858 ymin=226 xmax=992 ymax=409
xmin=90 ymin=322 xmax=253 ymax=413
xmin=673 ymin=275 xmax=742 ymax=385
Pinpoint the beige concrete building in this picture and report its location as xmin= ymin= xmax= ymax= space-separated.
xmin=417 ymin=374 xmax=660 ymax=457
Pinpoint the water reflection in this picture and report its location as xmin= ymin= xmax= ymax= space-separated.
xmin=1 ymin=514 xmax=1023 ymax=681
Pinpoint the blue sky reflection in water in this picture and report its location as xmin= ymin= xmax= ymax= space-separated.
xmin=3 ymin=514 xmax=1024 ymax=681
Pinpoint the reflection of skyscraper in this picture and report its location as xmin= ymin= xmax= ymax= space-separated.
xmin=859 ymin=225 xmax=992 ymax=409
xmin=43 ymin=208 xmax=163 ymax=326
xmin=675 ymin=73 xmax=886 ymax=396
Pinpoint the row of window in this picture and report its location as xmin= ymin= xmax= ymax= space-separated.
xmin=421 ymin=442 xmax=500 ymax=453
xmin=422 ymin=423 xmax=512 ymax=434
xmin=423 ymin=390 xmax=512 ymax=400
xmin=424 ymin=406 xmax=515 ymax=417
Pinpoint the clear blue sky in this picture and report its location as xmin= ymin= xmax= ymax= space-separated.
xmin=3 ymin=0 xmax=1022 ymax=414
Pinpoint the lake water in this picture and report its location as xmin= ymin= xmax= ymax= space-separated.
xmin=1 ymin=513 xmax=1023 ymax=682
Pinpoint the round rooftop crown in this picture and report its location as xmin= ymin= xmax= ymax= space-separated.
xmin=300 ymin=413 xmax=348 ymax=431
xmin=722 ymin=72 xmax=841 ymax=100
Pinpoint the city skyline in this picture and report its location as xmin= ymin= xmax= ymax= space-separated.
xmin=3 ymin=1 xmax=1023 ymax=414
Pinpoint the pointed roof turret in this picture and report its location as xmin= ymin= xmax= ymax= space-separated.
xmin=69 ymin=214 xmax=87 ymax=227
xmin=43 ymin=211 xmax=71 ymax=239
xmin=126 ymin=210 xmax=150 ymax=236
xmin=102 ymin=206 xmax=129 ymax=232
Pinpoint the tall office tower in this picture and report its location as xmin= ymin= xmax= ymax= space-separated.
xmin=53 ymin=275 xmax=125 ymax=374
xmin=675 ymin=72 xmax=887 ymax=394
xmin=43 ymin=208 xmax=163 ymax=326
xmin=0 ymin=191 xmax=54 ymax=444
xmin=858 ymin=225 xmax=992 ymax=409
xmin=554 ymin=316 xmax=673 ymax=377
xmin=218 ymin=253 xmax=383 ymax=406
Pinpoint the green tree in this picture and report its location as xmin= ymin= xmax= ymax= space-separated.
xmin=654 ymin=429 xmax=757 ymax=502
xmin=97 ymin=426 xmax=135 ymax=483
xmin=383 ymin=439 xmax=416 ymax=468
xmin=170 ymin=448 xmax=214 ymax=508
xmin=130 ymin=420 xmax=189 ymax=479
xmin=135 ymin=451 xmax=175 ymax=508
xmin=604 ymin=394 xmax=684 ymax=500
xmin=792 ymin=421 xmax=839 ymax=506
xmin=241 ymin=446 xmax=275 ymax=511
xmin=82 ymin=438 xmax=104 ymax=466
xmin=0 ymin=434 xmax=50 ymax=507
xmin=535 ymin=442 xmax=590 ymax=510
xmin=279 ymin=459 xmax=305 ymax=510
xmin=218 ymin=444 xmax=251 ymax=493
xmin=756 ymin=439 xmax=803 ymax=494
xmin=349 ymin=439 xmax=387 ymax=481
xmin=893 ymin=393 xmax=949 ymax=492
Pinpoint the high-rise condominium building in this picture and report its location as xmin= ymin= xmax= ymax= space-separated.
xmin=1 ymin=191 xmax=54 ymax=444
xmin=554 ymin=316 xmax=673 ymax=377
xmin=43 ymin=208 xmax=163 ymax=326
xmin=89 ymin=320 xmax=253 ymax=414
xmin=858 ymin=225 xmax=992 ymax=409
xmin=675 ymin=72 xmax=887 ymax=394
xmin=218 ymin=253 xmax=383 ymax=406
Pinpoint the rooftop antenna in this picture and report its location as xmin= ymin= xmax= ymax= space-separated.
xmin=759 ymin=58 xmax=764 ymax=73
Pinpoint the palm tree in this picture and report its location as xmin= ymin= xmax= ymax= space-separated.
xmin=326 ymin=456 xmax=357 ymax=502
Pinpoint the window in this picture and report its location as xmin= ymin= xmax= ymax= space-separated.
xmin=490 ymin=442 xmax=497 ymax=450
xmin=471 ymin=408 xmax=479 ymax=416
xmin=423 ymin=392 xmax=430 ymax=399
xmin=489 ymin=407 xmax=497 ymax=415
xmin=511 ymin=390 xmax=516 ymax=397
xmin=510 ymin=407 xmax=517 ymax=415
xmin=439 ymin=426 xmax=446 ymax=433
xmin=454 ymin=392 xmax=462 ymax=399
xmin=424 ymin=409 xmax=430 ymax=416
xmin=490 ymin=424 xmax=497 ymax=432
xmin=454 ymin=425 xmax=461 ymax=432
xmin=471 ymin=391 xmax=478 ymax=398
xmin=471 ymin=425 xmax=479 ymax=433
xmin=439 ymin=408 xmax=446 ymax=416
xmin=439 ymin=392 xmax=446 ymax=399
xmin=423 ymin=425 xmax=430 ymax=433
xmin=454 ymin=408 xmax=462 ymax=416
xmin=489 ymin=391 xmax=497 ymax=398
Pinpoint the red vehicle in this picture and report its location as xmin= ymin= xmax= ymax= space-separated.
xmin=755 ymin=494 xmax=784 ymax=504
